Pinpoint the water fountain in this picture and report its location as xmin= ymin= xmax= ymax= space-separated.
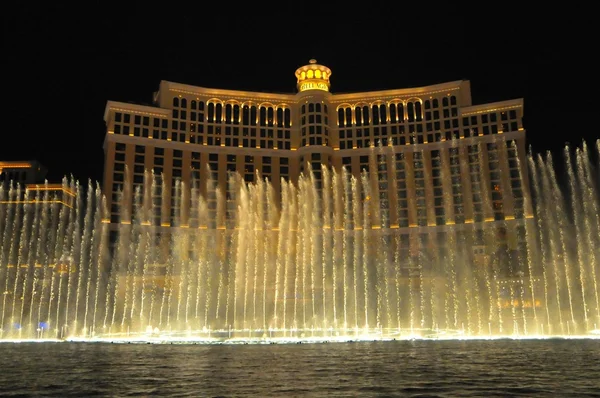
xmin=0 ymin=140 xmax=598 ymax=343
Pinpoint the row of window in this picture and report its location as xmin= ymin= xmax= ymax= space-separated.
xmin=110 ymin=139 xmax=524 ymax=225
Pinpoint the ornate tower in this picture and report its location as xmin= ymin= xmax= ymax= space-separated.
xmin=295 ymin=59 xmax=332 ymax=93
xmin=294 ymin=59 xmax=333 ymax=185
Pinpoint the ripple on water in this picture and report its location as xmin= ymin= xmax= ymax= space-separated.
xmin=0 ymin=340 xmax=599 ymax=396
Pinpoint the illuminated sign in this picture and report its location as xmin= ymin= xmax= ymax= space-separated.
xmin=299 ymin=81 xmax=329 ymax=92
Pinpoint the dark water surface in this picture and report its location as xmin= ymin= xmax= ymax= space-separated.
xmin=0 ymin=339 xmax=599 ymax=397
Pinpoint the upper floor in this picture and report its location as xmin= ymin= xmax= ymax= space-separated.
xmin=103 ymin=59 xmax=524 ymax=153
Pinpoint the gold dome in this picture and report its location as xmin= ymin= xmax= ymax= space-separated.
xmin=294 ymin=59 xmax=332 ymax=92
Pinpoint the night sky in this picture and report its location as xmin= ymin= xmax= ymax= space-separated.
xmin=2 ymin=4 xmax=595 ymax=184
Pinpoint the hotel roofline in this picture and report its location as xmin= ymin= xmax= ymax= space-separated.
xmin=461 ymin=98 xmax=524 ymax=116
xmin=105 ymin=79 xmax=521 ymax=120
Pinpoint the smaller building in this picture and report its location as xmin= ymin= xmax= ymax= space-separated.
xmin=0 ymin=160 xmax=75 ymax=208
xmin=0 ymin=160 xmax=48 ymax=187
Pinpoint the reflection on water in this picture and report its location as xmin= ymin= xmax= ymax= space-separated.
xmin=0 ymin=339 xmax=599 ymax=397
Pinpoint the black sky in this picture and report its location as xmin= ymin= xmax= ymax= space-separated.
xmin=2 ymin=3 xmax=596 ymax=183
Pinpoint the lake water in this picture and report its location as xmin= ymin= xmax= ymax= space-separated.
xmin=0 ymin=339 xmax=599 ymax=397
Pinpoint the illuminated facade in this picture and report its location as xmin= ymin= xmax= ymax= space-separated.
xmin=0 ymin=161 xmax=75 ymax=208
xmin=102 ymin=59 xmax=530 ymax=265
xmin=0 ymin=162 xmax=76 ymax=285
xmin=0 ymin=160 xmax=47 ymax=187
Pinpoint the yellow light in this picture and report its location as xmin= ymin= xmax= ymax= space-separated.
xmin=0 ymin=162 xmax=32 ymax=168
xmin=0 ymin=200 xmax=73 ymax=208
xmin=26 ymin=185 xmax=76 ymax=197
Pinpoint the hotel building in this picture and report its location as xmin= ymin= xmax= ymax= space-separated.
xmin=102 ymin=59 xmax=531 ymax=269
xmin=0 ymin=161 xmax=76 ymax=279
xmin=0 ymin=160 xmax=75 ymax=209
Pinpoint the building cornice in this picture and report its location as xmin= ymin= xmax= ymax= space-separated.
xmin=460 ymin=98 xmax=524 ymax=116
xmin=163 ymin=81 xmax=298 ymax=103
xmin=103 ymin=101 xmax=170 ymax=122
xmin=328 ymin=80 xmax=468 ymax=103
xmin=159 ymin=80 xmax=470 ymax=105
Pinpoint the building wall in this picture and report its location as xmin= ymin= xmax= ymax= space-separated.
xmin=101 ymin=63 xmax=530 ymax=254
xmin=0 ymin=161 xmax=48 ymax=187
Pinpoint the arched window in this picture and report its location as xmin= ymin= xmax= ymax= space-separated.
xmin=356 ymin=106 xmax=363 ymax=127
xmin=371 ymin=105 xmax=379 ymax=125
xmin=233 ymin=105 xmax=240 ymax=124
xmin=208 ymin=103 xmax=215 ymax=122
xmin=338 ymin=108 xmax=344 ymax=127
xmin=389 ymin=103 xmax=397 ymax=123
xmin=242 ymin=105 xmax=250 ymax=125
xmin=225 ymin=104 xmax=233 ymax=123
xmin=215 ymin=103 xmax=222 ymax=122
xmin=173 ymin=97 xmax=179 ymax=107
xmin=415 ymin=101 xmax=422 ymax=122
xmin=277 ymin=108 xmax=284 ymax=127
xmin=379 ymin=104 xmax=387 ymax=124
xmin=398 ymin=103 xmax=404 ymax=121
xmin=250 ymin=106 xmax=257 ymax=126
xmin=259 ymin=107 xmax=267 ymax=126
xmin=362 ymin=105 xmax=370 ymax=126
